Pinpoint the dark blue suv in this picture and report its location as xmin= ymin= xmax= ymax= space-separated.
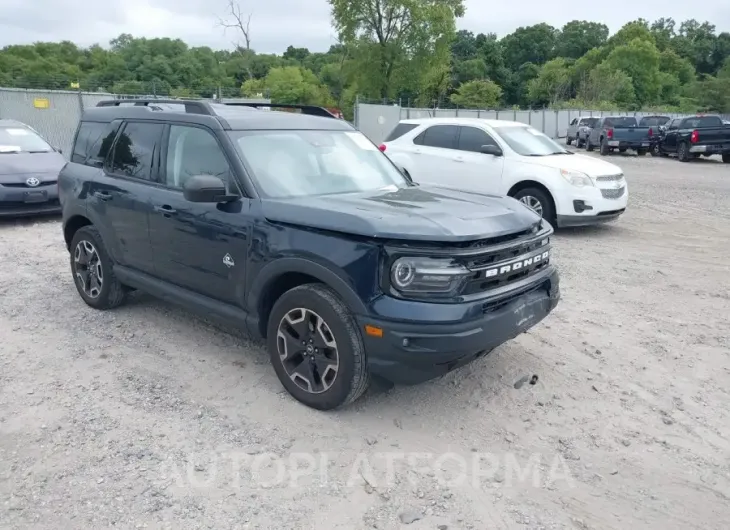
xmin=59 ymin=99 xmax=560 ymax=410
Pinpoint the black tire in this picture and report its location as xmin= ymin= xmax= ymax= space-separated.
xmin=723 ymin=153 xmax=730 ymax=163
xmin=586 ymin=137 xmax=594 ymax=152
xmin=637 ymin=149 xmax=647 ymax=156
xmin=566 ymin=137 xmax=573 ymax=146
xmin=619 ymin=148 xmax=627 ymax=153
xmin=69 ymin=226 xmax=127 ymax=310
xmin=267 ymin=284 xmax=370 ymax=410
xmin=678 ymin=142 xmax=690 ymax=162
xmin=512 ymin=187 xmax=556 ymax=226
xmin=600 ymin=138 xmax=610 ymax=156
xmin=650 ymin=143 xmax=661 ymax=157
xmin=575 ymin=136 xmax=583 ymax=148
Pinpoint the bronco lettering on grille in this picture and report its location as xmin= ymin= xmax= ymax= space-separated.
xmin=483 ymin=250 xmax=550 ymax=278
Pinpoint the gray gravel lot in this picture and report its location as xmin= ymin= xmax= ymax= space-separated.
xmin=1 ymin=152 xmax=729 ymax=530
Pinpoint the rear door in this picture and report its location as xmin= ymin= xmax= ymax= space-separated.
xmin=410 ymin=125 xmax=459 ymax=183
xmin=147 ymin=123 xmax=251 ymax=304
xmin=451 ymin=125 xmax=505 ymax=193
xmin=88 ymin=120 xmax=162 ymax=274
xmin=663 ymin=119 xmax=681 ymax=153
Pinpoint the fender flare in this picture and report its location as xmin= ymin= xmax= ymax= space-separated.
xmin=247 ymin=257 xmax=368 ymax=319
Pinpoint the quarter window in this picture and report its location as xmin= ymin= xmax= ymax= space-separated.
xmin=72 ymin=121 xmax=118 ymax=167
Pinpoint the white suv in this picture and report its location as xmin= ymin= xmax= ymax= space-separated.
xmin=380 ymin=118 xmax=628 ymax=228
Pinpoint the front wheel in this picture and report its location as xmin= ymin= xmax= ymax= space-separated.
xmin=69 ymin=226 xmax=127 ymax=310
xmin=267 ymin=284 xmax=370 ymax=410
xmin=566 ymin=137 xmax=573 ymax=146
xmin=723 ymin=153 xmax=730 ymax=163
xmin=650 ymin=143 xmax=661 ymax=157
xmin=575 ymin=136 xmax=584 ymax=148
xmin=586 ymin=137 xmax=594 ymax=152
xmin=513 ymin=187 xmax=556 ymax=226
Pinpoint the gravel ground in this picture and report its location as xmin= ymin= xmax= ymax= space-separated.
xmin=1 ymin=152 xmax=729 ymax=530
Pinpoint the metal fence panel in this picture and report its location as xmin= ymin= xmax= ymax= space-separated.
xmin=355 ymin=103 xmax=401 ymax=145
xmin=0 ymin=88 xmax=82 ymax=155
xmin=356 ymin=103 xmax=705 ymax=144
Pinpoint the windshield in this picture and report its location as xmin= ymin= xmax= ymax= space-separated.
xmin=0 ymin=126 xmax=53 ymax=153
xmin=495 ymin=126 xmax=570 ymax=156
xmin=229 ymin=130 xmax=409 ymax=198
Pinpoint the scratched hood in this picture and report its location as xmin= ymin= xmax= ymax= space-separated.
xmin=261 ymin=185 xmax=541 ymax=242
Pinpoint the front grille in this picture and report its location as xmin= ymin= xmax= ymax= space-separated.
xmin=601 ymin=187 xmax=626 ymax=199
xmin=596 ymin=174 xmax=624 ymax=182
xmin=1 ymin=180 xmax=57 ymax=188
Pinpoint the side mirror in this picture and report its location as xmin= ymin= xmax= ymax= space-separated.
xmin=183 ymin=175 xmax=236 ymax=203
xmin=481 ymin=144 xmax=503 ymax=157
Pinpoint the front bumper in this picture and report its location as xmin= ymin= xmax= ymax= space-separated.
xmin=0 ymin=182 xmax=60 ymax=217
xmin=357 ymin=268 xmax=560 ymax=385
xmin=553 ymin=180 xmax=628 ymax=227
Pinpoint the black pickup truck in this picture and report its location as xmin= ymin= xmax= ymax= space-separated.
xmin=654 ymin=115 xmax=730 ymax=163
xmin=585 ymin=116 xmax=653 ymax=156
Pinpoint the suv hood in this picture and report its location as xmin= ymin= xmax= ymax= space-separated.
xmin=519 ymin=152 xmax=622 ymax=177
xmin=0 ymin=151 xmax=66 ymax=176
xmin=261 ymin=185 xmax=541 ymax=242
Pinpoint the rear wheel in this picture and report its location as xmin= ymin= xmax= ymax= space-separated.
xmin=566 ymin=137 xmax=573 ymax=146
xmin=575 ymin=136 xmax=584 ymax=148
xmin=678 ymin=142 xmax=690 ymax=162
xmin=512 ymin=187 xmax=556 ymax=226
xmin=600 ymin=138 xmax=610 ymax=156
xmin=586 ymin=137 xmax=594 ymax=152
xmin=267 ymin=284 xmax=370 ymax=410
xmin=650 ymin=143 xmax=661 ymax=157
xmin=69 ymin=226 xmax=127 ymax=310
xmin=723 ymin=153 xmax=730 ymax=163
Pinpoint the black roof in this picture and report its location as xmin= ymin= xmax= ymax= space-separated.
xmin=82 ymin=99 xmax=354 ymax=132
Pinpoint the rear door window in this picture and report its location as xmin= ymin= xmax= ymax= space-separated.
xmin=384 ymin=123 xmax=418 ymax=142
xmin=415 ymin=125 xmax=458 ymax=149
xmin=108 ymin=121 xmax=164 ymax=181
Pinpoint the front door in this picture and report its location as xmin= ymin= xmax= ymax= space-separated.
xmin=452 ymin=126 xmax=505 ymax=194
xmin=148 ymin=124 xmax=252 ymax=305
xmin=88 ymin=120 xmax=164 ymax=275
xmin=411 ymin=124 xmax=460 ymax=184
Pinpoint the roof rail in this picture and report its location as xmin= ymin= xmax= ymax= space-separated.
xmin=223 ymin=102 xmax=341 ymax=119
xmin=96 ymin=99 xmax=214 ymax=115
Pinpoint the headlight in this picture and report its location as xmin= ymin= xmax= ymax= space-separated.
xmin=560 ymin=169 xmax=593 ymax=188
xmin=390 ymin=257 xmax=470 ymax=295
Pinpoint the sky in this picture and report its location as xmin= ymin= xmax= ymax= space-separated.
xmin=0 ymin=0 xmax=729 ymax=54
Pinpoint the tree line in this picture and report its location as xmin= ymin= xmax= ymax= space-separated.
xmin=0 ymin=0 xmax=728 ymax=117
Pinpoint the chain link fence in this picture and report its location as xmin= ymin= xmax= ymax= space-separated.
xmin=0 ymin=87 xmax=268 ymax=155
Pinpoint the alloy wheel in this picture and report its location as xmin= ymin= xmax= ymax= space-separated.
xmin=276 ymin=308 xmax=339 ymax=394
xmin=74 ymin=240 xmax=103 ymax=298
xmin=519 ymin=196 xmax=543 ymax=217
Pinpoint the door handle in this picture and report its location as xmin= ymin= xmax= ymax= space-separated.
xmin=154 ymin=205 xmax=177 ymax=216
xmin=94 ymin=191 xmax=112 ymax=201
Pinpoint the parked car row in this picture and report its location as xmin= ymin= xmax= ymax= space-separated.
xmin=567 ymin=114 xmax=730 ymax=163
xmin=381 ymin=117 xmax=628 ymax=228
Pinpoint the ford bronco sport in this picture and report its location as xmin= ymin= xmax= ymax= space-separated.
xmin=59 ymin=99 xmax=560 ymax=410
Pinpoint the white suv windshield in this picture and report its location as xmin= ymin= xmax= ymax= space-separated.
xmin=229 ymin=130 xmax=409 ymax=198
xmin=495 ymin=126 xmax=570 ymax=157
xmin=0 ymin=126 xmax=53 ymax=153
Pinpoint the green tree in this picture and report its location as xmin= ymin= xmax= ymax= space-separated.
xmin=527 ymin=58 xmax=572 ymax=106
xmin=556 ymin=21 xmax=609 ymax=59
xmin=604 ymin=38 xmax=662 ymax=105
xmin=577 ymin=63 xmax=636 ymax=108
xmin=329 ymin=0 xmax=465 ymax=99
xmin=246 ymin=66 xmax=334 ymax=105
xmin=450 ymin=79 xmax=502 ymax=108
xmin=501 ymin=23 xmax=558 ymax=69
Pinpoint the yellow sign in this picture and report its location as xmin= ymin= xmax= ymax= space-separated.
xmin=33 ymin=98 xmax=50 ymax=109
